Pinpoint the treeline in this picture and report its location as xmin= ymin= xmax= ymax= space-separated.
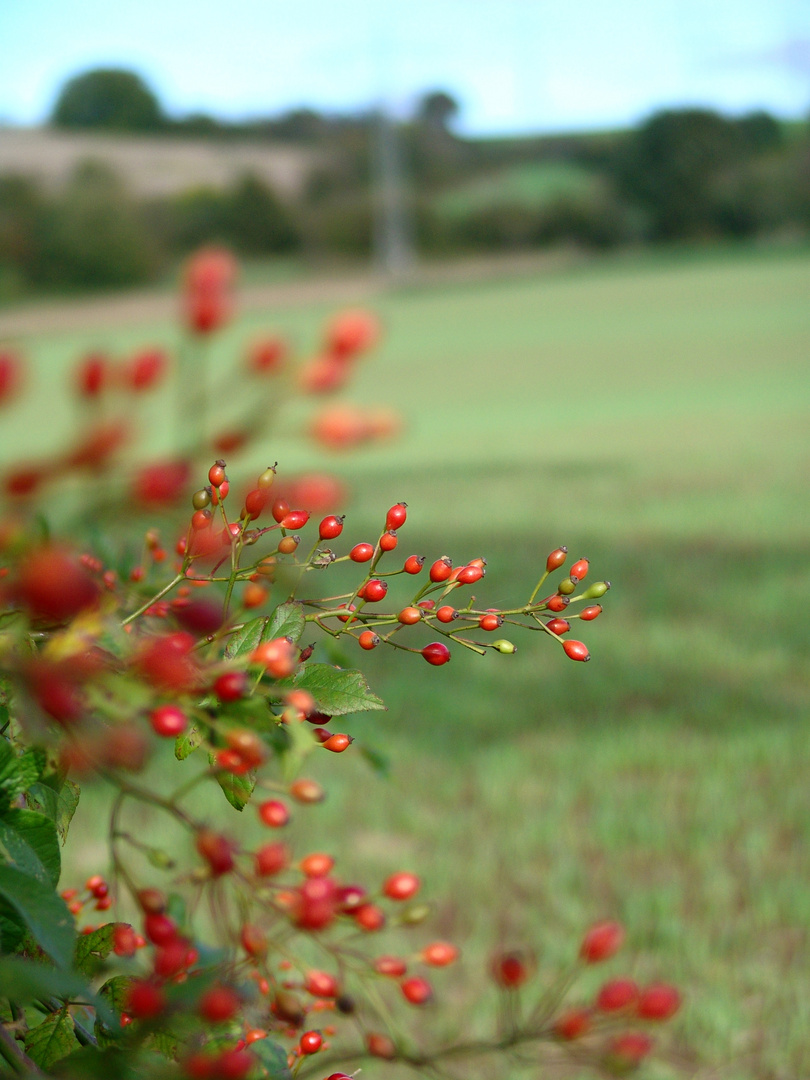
xmin=0 ymin=68 xmax=808 ymax=298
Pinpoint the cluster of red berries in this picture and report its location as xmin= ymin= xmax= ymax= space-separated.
xmin=490 ymin=921 xmax=681 ymax=1073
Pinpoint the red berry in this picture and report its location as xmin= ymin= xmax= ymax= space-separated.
xmin=128 ymin=348 xmax=166 ymax=392
xmin=126 ymin=979 xmax=166 ymax=1019
xmin=149 ymin=705 xmax=188 ymax=738
xmin=254 ymin=842 xmax=290 ymax=876
xmin=580 ymin=604 xmax=603 ymax=621
xmin=597 ymin=978 xmax=639 ymax=1013
xmin=479 ymin=612 xmax=503 ymax=632
xmin=304 ymin=970 xmax=339 ymax=998
xmin=420 ymin=941 xmax=459 ymax=966
xmin=457 ymin=564 xmax=484 ymax=585
xmin=299 ymin=1030 xmax=323 ymax=1055
xmin=199 ymin=984 xmax=240 ymax=1023
xmin=280 ymin=509 xmax=310 ymax=530
xmin=112 ymin=924 xmax=138 ymax=957
xmin=403 ymin=554 xmax=425 ymax=574
xmin=213 ymin=671 xmax=248 ymax=702
xmin=421 ymin=642 xmax=451 ymax=666
xmin=379 ymin=530 xmax=398 ymax=551
xmin=360 ymin=579 xmax=387 ymax=603
xmin=358 ymin=631 xmax=380 ymax=650
xmin=271 ymin=497 xmax=290 ymax=523
xmin=385 ymin=503 xmax=407 ymax=530
xmin=240 ymin=923 xmax=268 ymax=958
xmin=606 ymin=1032 xmax=654 ymax=1067
xmin=544 ymin=593 xmax=569 ymax=612
xmin=349 ymin=542 xmax=374 ymax=562
xmin=214 ymin=1048 xmax=255 ymax=1080
xmin=636 ymin=983 xmax=681 ymax=1020
xmin=546 ymin=546 xmax=568 ymax=572
xmin=293 ymin=877 xmax=338 ymax=930
xmin=366 ymin=1033 xmax=396 ymax=1059
xmin=563 ymin=639 xmax=590 ymax=662
xmin=144 ymin=912 xmax=178 ymax=946
xmin=244 ymin=488 xmax=268 ymax=521
xmin=325 ymin=309 xmax=379 ymax=358
xmin=570 ymin=557 xmax=589 ymax=582
xmin=191 ymin=509 xmax=212 ymax=531
xmin=383 ymin=871 xmax=420 ymax=901
xmin=300 ymin=852 xmax=334 ymax=877
xmin=289 ymin=778 xmax=325 ymax=803
xmin=553 ymin=1008 xmax=591 ymax=1040
xmin=354 ymin=903 xmax=386 ymax=932
xmin=436 ymin=605 xmax=457 ymax=623
xmin=195 ymin=829 xmax=235 ymax=876
xmin=491 ymin=951 xmax=530 ymax=988
xmin=14 ymin=546 xmax=99 ymax=622
xmin=323 ymin=733 xmax=352 ymax=753
xmin=580 ymin=920 xmax=625 ymax=963
xmin=249 ymin=337 xmax=286 ymax=373
xmin=318 ymin=515 xmax=344 ymax=540
xmin=258 ymin=799 xmax=289 ymax=828
xmin=278 ymin=535 xmax=298 ymax=555
xmin=154 ymin=938 xmax=191 ymax=978
xmin=429 ymin=557 xmax=453 ymax=583
xmin=374 ymin=955 xmax=407 ymax=977
xmin=397 ymin=606 xmax=422 ymax=625
xmin=76 ymin=352 xmax=108 ymax=398
xmin=545 ymin=618 xmax=570 ymax=636
xmin=400 ymin=976 xmax=432 ymax=1005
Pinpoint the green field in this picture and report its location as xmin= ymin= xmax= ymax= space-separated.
xmin=10 ymin=244 xmax=810 ymax=1078
xmin=434 ymin=160 xmax=598 ymax=216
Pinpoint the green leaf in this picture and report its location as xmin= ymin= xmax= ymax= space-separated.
xmin=224 ymin=601 xmax=306 ymax=661
xmin=0 ymin=957 xmax=89 ymax=1003
xmin=0 ymin=809 xmax=61 ymax=885
xmin=265 ymin=601 xmax=306 ymax=645
xmin=281 ymin=664 xmax=385 ymax=717
xmin=208 ymin=754 xmax=256 ymax=811
xmin=0 ymin=865 xmax=75 ymax=967
xmin=175 ymin=726 xmax=203 ymax=761
xmin=251 ymin=1037 xmax=293 ymax=1080
xmin=24 ymin=1009 xmax=81 ymax=1070
xmin=224 ymin=617 xmax=267 ymax=660
xmin=26 ymin=781 xmax=80 ymax=844
xmin=94 ymin=975 xmax=133 ymax=1046
xmin=0 ymin=740 xmax=40 ymax=811
xmin=74 ymin=922 xmax=122 ymax=977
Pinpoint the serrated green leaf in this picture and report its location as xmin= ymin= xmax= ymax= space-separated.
xmin=224 ymin=617 xmax=268 ymax=660
xmin=175 ymin=726 xmax=203 ymax=761
xmin=265 ymin=601 xmax=306 ymax=645
xmin=251 ymin=1037 xmax=293 ymax=1080
xmin=0 ymin=865 xmax=75 ymax=967
xmin=208 ymin=754 xmax=255 ymax=811
xmin=26 ymin=780 xmax=80 ymax=844
xmin=0 ymin=809 xmax=60 ymax=885
xmin=74 ymin=922 xmax=122 ymax=977
xmin=0 ymin=740 xmax=40 ymax=811
xmin=147 ymin=1029 xmax=181 ymax=1060
xmin=281 ymin=664 xmax=385 ymax=717
xmin=225 ymin=602 xmax=306 ymax=662
xmin=24 ymin=1009 xmax=81 ymax=1069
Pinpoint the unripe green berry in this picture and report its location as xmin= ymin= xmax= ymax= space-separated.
xmin=192 ymin=488 xmax=211 ymax=510
xmin=557 ymin=577 xmax=577 ymax=595
xmin=581 ymin=580 xmax=611 ymax=599
xmin=492 ymin=639 xmax=517 ymax=654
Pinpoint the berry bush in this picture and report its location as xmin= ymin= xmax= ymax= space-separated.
xmin=0 ymin=250 xmax=681 ymax=1079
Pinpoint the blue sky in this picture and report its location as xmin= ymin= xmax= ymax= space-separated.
xmin=1 ymin=0 xmax=809 ymax=135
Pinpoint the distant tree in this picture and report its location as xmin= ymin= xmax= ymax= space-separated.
xmin=226 ymin=174 xmax=301 ymax=254
xmin=416 ymin=91 xmax=460 ymax=133
xmin=736 ymin=111 xmax=783 ymax=154
xmin=611 ymin=108 xmax=746 ymax=239
xmin=51 ymin=68 xmax=165 ymax=132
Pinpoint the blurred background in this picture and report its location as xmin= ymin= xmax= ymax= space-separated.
xmin=1 ymin=2 xmax=809 ymax=1077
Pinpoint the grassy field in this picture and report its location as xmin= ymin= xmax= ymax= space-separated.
xmin=9 ymin=244 xmax=810 ymax=1078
